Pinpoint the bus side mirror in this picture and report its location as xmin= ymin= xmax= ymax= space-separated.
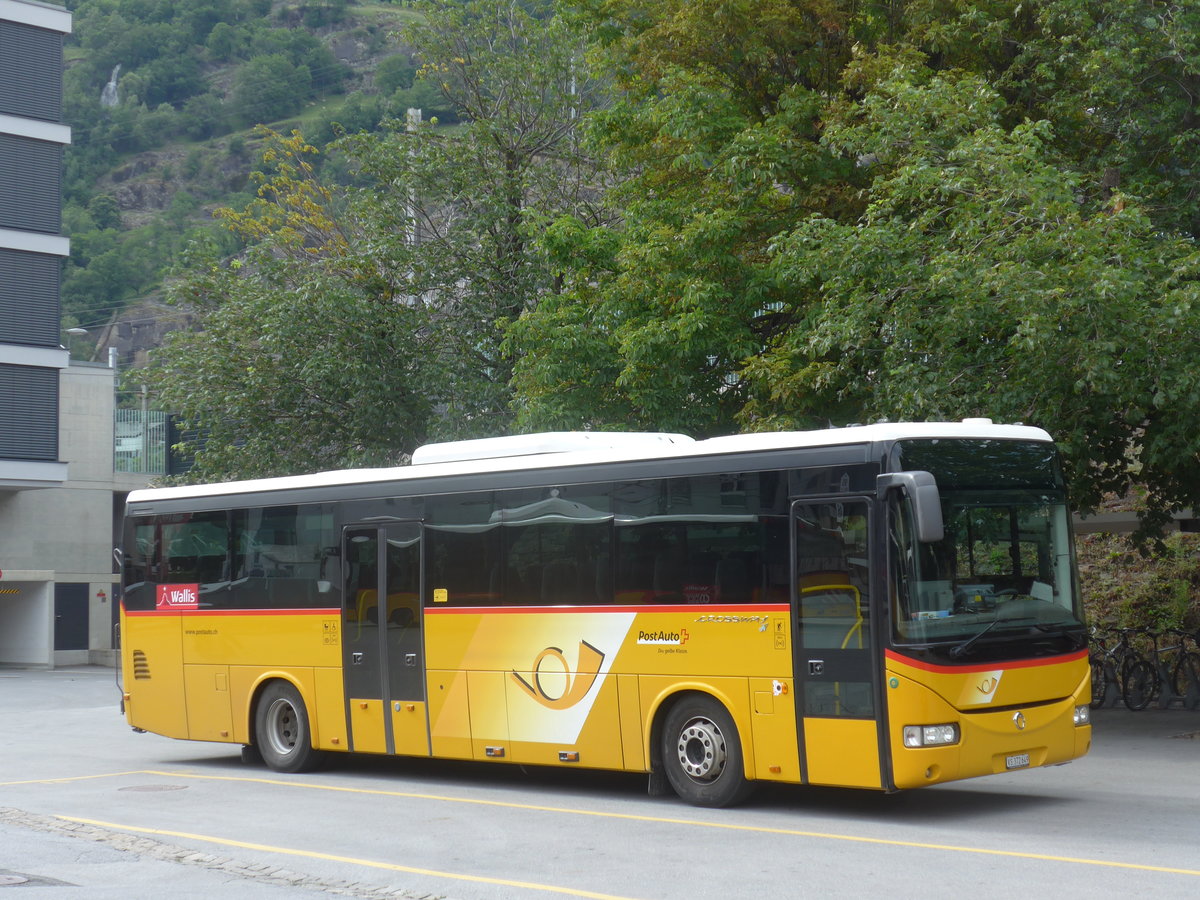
xmin=877 ymin=471 xmax=944 ymax=543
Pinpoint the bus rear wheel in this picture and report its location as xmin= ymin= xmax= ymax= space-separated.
xmin=255 ymin=681 xmax=325 ymax=773
xmin=661 ymin=695 xmax=753 ymax=808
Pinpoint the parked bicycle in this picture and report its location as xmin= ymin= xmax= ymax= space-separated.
xmin=1117 ymin=629 xmax=1158 ymax=711
xmin=1089 ymin=625 xmax=1200 ymax=712
xmin=1167 ymin=629 xmax=1200 ymax=711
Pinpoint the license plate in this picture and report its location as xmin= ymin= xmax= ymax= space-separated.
xmin=1006 ymin=753 xmax=1030 ymax=770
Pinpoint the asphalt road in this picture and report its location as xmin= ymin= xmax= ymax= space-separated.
xmin=2 ymin=666 xmax=1198 ymax=899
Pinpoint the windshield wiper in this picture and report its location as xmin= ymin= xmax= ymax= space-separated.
xmin=948 ymin=617 xmax=1082 ymax=659
xmin=948 ymin=615 xmax=1010 ymax=659
xmin=1032 ymin=621 xmax=1087 ymax=649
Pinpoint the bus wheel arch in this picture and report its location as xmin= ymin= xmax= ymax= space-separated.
xmin=653 ymin=690 xmax=754 ymax=808
xmin=252 ymin=678 xmax=325 ymax=774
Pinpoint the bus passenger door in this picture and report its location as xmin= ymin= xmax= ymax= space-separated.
xmin=342 ymin=523 xmax=428 ymax=757
xmin=792 ymin=498 xmax=883 ymax=788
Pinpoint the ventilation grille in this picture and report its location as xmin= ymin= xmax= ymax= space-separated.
xmin=132 ymin=650 xmax=151 ymax=680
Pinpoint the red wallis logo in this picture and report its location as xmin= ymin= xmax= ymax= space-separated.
xmin=156 ymin=584 xmax=199 ymax=610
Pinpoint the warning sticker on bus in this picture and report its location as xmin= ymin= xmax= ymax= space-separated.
xmin=156 ymin=584 xmax=199 ymax=610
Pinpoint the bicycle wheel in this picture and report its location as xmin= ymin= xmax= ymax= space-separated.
xmin=1122 ymin=659 xmax=1157 ymax=711
xmin=1172 ymin=652 xmax=1200 ymax=710
xmin=1089 ymin=657 xmax=1109 ymax=708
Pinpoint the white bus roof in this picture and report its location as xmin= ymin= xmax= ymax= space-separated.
xmin=127 ymin=419 xmax=1053 ymax=504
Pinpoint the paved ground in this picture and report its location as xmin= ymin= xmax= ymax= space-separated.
xmin=2 ymin=666 xmax=1198 ymax=899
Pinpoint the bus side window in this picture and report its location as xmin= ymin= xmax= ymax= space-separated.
xmin=123 ymin=519 xmax=160 ymax=611
xmin=161 ymin=511 xmax=231 ymax=608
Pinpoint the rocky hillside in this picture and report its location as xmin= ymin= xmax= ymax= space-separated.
xmin=62 ymin=0 xmax=433 ymax=360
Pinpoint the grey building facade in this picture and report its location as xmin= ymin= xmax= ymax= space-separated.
xmin=0 ymin=0 xmax=80 ymax=665
xmin=0 ymin=2 xmax=70 ymax=482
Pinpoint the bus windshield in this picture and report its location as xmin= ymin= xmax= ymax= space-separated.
xmin=889 ymin=439 xmax=1086 ymax=660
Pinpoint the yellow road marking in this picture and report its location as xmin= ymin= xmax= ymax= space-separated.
xmin=12 ymin=768 xmax=1200 ymax=879
xmin=0 ymin=771 xmax=147 ymax=787
xmin=57 ymin=815 xmax=639 ymax=900
xmin=145 ymin=770 xmax=1200 ymax=878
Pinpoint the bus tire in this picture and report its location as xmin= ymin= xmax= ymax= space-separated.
xmin=255 ymin=681 xmax=325 ymax=773
xmin=661 ymin=695 xmax=754 ymax=808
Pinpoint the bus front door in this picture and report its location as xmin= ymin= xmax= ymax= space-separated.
xmin=342 ymin=523 xmax=429 ymax=757
xmin=792 ymin=498 xmax=883 ymax=788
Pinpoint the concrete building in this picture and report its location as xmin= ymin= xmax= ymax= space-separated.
xmin=1 ymin=359 xmax=152 ymax=667
xmin=0 ymin=0 xmax=135 ymax=667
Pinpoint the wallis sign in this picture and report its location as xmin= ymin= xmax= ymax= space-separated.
xmin=156 ymin=584 xmax=199 ymax=611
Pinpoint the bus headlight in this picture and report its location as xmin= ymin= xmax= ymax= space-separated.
xmin=903 ymin=723 xmax=960 ymax=748
xmin=1073 ymin=705 xmax=1090 ymax=726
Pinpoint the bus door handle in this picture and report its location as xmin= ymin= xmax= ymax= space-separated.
xmin=352 ymin=652 xmax=364 ymax=665
xmin=808 ymin=659 xmax=825 ymax=676
xmin=405 ymin=653 xmax=417 ymax=667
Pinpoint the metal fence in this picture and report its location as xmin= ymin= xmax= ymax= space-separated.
xmin=114 ymin=408 xmax=168 ymax=475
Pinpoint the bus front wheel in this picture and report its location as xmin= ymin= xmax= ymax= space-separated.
xmin=254 ymin=681 xmax=325 ymax=773
xmin=661 ymin=695 xmax=754 ymax=808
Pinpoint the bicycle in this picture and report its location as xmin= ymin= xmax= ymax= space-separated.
xmin=1168 ymin=629 xmax=1200 ymax=711
xmin=1120 ymin=628 xmax=1161 ymax=711
xmin=1088 ymin=627 xmax=1117 ymax=709
xmin=1088 ymin=626 xmax=1148 ymax=710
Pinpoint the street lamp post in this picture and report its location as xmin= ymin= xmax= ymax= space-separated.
xmin=65 ymin=327 xmax=87 ymax=359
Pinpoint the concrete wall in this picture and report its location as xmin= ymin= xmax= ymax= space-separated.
xmin=0 ymin=361 xmax=144 ymax=667
xmin=0 ymin=574 xmax=52 ymax=667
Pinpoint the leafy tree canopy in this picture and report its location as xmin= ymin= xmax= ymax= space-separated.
xmin=147 ymin=0 xmax=599 ymax=479
xmin=509 ymin=0 xmax=1200 ymax=537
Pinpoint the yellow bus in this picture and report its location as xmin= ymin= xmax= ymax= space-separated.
xmin=119 ymin=421 xmax=1091 ymax=806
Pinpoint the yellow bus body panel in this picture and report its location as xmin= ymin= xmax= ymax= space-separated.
xmin=390 ymin=701 xmax=430 ymax=757
xmin=803 ymin=718 xmax=881 ymax=788
xmin=468 ymin=669 xmax=510 ymax=761
xmin=312 ymin=665 xmax=346 ymax=751
xmin=616 ymin=674 xmax=646 ymax=771
xmin=349 ymin=698 xmax=387 ymax=754
xmin=122 ymin=608 xmax=189 ymax=740
xmin=183 ymin=664 xmax=232 ymax=742
xmin=179 ymin=611 xmax=341 ymax=669
xmin=427 ymin=669 xmax=473 ymax=759
xmin=886 ymin=650 xmax=1090 ymax=790
xmin=748 ymin=677 xmax=802 ymax=783
xmin=125 ymin=609 xmax=341 ymax=750
xmin=424 ymin=605 xmax=794 ymax=777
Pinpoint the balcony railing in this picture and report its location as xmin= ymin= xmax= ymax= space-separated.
xmin=114 ymin=408 xmax=167 ymax=475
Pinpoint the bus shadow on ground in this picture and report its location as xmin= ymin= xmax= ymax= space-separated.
xmin=171 ymin=747 xmax=1073 ymax=825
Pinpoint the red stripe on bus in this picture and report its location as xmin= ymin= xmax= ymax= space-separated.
xmin=424 ymin=604 xmax=789 ymax=615
xmin=124 ymin=604 xmax=788 ymax=617
xmin=885 ymin=647 xmax=1087 ymax=674
xmin=123 ymin=607 xmax=339 ymax=617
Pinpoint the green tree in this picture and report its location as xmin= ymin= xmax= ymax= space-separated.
xmin=143 ymin=131 xmax=437 ymax=479
xmin=150 ymin=0 xmax=598 ymax=478
xmin=376 ymin=54 xmax=415 ymax=94
xmin=231 ymin=54 xmax=311 ymax=126
xmin=510 ymin=0 xmax=856 ymax=434
xmin=510 ymin=0 xmax=1200 ymax=535
xmin=762 ymin=62 xmax=1200 ymax=532
xmin=87 ymin=194 xmax=122 ymax=231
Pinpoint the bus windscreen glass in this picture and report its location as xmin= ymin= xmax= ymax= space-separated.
xmin=889 ymin=439 xmax=1085 ymax=660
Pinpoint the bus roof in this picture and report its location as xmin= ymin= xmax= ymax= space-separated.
xmin=127 ymin=419 xmax=1053 ymax=505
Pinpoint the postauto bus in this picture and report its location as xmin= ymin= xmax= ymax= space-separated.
xmin=118 ymin=421 xmax=1090 ymax=806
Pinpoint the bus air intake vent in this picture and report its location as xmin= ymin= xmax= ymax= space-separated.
xmin=132 ymin=650 xmax=151 ymax=680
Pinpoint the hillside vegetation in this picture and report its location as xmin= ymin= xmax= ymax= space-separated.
xmin=61 ymin=0 xmax=443 ymax=336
